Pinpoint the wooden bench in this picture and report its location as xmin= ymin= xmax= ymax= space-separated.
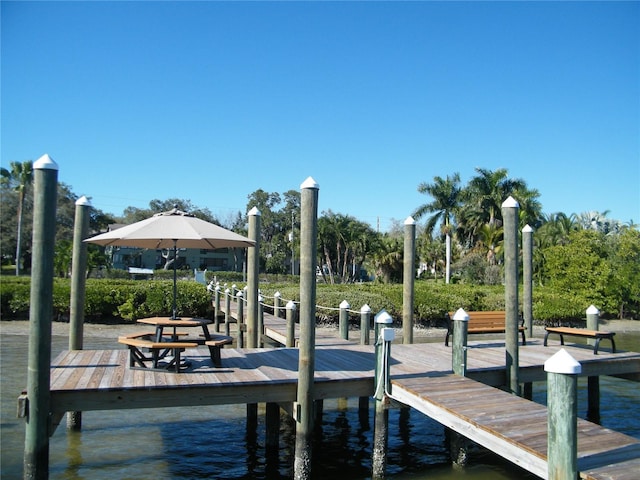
xmin=118 ymin=336 xmax=198 ymax=372
xmin=543 ymin=327 xmax=616 ymax=355
xmin=445 ymin=310 xmax=526 ymax=346
xmin=204 ymin=334 xmax=233 ymax=367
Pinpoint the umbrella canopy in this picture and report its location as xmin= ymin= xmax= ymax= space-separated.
xmin=85 ymin=207 xmax=255 ymax=318
xmin=85 ymin=207 xmax=255 ymax=250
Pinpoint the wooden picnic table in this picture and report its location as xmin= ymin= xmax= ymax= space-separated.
xmin=118 ymin=317 xmax=232 ymax=370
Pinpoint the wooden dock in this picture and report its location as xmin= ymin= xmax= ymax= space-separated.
xmin=390 ymin=373 xmax=640 ymax=480
xmin=39 ymin=305 xmax=640 ymax=479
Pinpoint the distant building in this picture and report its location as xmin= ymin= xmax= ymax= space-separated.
xmin=104 ymin=224 xmax=243 ymax=272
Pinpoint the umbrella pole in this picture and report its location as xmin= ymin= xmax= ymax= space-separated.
xmin=172 ymin=240 xmax=178 ymax=319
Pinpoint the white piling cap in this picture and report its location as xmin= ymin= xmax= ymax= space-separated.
xmin=522 ymin=224 xmax=533 ymax=233
xmin=404 ymin=216 xmax=416 ymax=225
xmin=340 ymin=300 xmax=350 ymax=309
xmin=286 ymin=300 xmax=296 ymax=310
xmin=586 ymin=305 xmax=600 ymax=315
xmin=300 ymin=176 xmax=319 ymax=189
xmin=544 ymin=348 xmax=582 ymax=374
xmin=34 ymin=153 xmax=58 ymax=170
xmin=248 ymin=206 xmax=261 ymax=216
xmin=236 ymin=291 xmax=243 ymax=298
xmin=274 ymin=291 xmax=281 ymax=298
xmin=453 ymin=308 xmax=469 ymax=322
xmin=501 ymin=196 xmax=519 ymax=208
xmin=361 ymin=304 xmax=371 ymax=314
xmin=258 ymin=294 xmax=264 ymax=302
xmin=375 ymin=309 xmax=393 ymax=324
xmin=75 ymin=195 xmax=91 ymax=206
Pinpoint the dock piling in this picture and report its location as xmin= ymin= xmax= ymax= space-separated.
xmin=545 ymin=349 xmax=581 ymax=480
xmin=360 ymin=304 xmax=371 ymax=346
xmin=236 ymin=291 xmax=244 ymax=348
xmin=294 ymin=177 xmax=319 ymax=480
xmin=339 ymin=300 xmax=350 ymax=340
xmin=522 ymin=225 xmax=534 ymax=338
xmin=502 ymin=196 xmax=520 ymax=395
xmin=372 ymin=310 xmax=394 ymax=480
xmin=247 ymin=207 xmax=261 ymax=348
xmin=67 ymin=196 xmax=91 ymax=431
xmin=213 ymin=285 xmax=221 ymax=332
xmin=224 ymin=288 xmax=231 ymax=337
xmin=452 ymin=308 xmax=469 ymax=376
xmin=286 ymin=300 xmax=297 ymax=347
xmin=24 ymin=154 xmax=58 ymax=480
xmin=403 ymin=216 xmax=416 ymax=344
xmin=586 ymin=305 xmax=601 ymax=422
xmin=274 ymin=291 xmax=282 ymax=319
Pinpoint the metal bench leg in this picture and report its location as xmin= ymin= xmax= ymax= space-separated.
xmin=594 ymin=338 xmax=601 ymax=355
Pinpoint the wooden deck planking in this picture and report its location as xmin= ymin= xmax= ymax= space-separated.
xmin=42 ymin=319 xmax=640 ymax=480
xmin=391 ymin=373 xmax=640 ymax=480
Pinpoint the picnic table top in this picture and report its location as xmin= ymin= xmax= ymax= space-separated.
xmin=137 ymin=317 xmax=212 ymax=327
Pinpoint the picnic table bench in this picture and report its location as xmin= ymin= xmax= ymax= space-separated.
xmin=445 ymin=310 xmax=526 ymax=346
xmin=118 ymin=334 xmax=198 ymax=372
xmin=204 ymin=335 xmax=233 ymax=367
xmin=543 ymin=326 xmax=616 ymax=355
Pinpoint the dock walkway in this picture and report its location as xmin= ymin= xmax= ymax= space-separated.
xmin=38 ymin=302 xmax=640 ymax=479
xmin=391 ymin=373 xmax=640 ymax=480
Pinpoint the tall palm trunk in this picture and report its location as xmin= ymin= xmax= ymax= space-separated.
xmin=445 ymin=233 xmax=451 ymax=284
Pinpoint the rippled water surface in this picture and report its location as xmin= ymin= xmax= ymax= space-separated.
xmin=1 ymin=330 xmax=638 ymax=479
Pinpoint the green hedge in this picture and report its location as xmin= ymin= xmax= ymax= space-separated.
xmin=0 ymin=276 xmax=630 ymax=326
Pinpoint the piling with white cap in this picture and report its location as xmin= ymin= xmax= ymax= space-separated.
xmin=403 ymin=216 xmax=416 ymax=344
xmin=586 ymin=305 xmax=601 ymax=421
xmin=285 ymin=300 xmax=297 ymax=347
xmin=452 ymin=308 xmax=470 ymax=376
xmin=502 ymin=196 xmax=520 ymax=395
xmin=339 ymin=300 xmax=351 ymax=340
xmin=360 ymin=304 xmax=372 ymax=345
xmin=246 ymin=207 xmax=261 ymax=349
xmin=68 ymin=195 xmax=92 ymax=431
xmin=294 ymin=176 xmax=320 ymax=479
xmin=24 ymin=154 xmax=59 ymax=478
xmin=545 ymin=349 xmax=581 ymax=480
xmin=372 ymin=309 xmax=394 ymax=479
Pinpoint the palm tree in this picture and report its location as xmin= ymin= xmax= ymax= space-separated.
xmin=478 ymin=223 xmax=504 ymax=266
xmin=1 ymin=160 xmax=33 ymax=275
xmin=371 ymin=235 xmax=403 ymax=283
xmin=413 ymin=173 xmax=462 ymax=283
xmin=537 ymin=212 xmax=579 ymax=247
xmin=464 ymin=167 xmax=527 ymax=227
xmin=578 ymin=210 xmax=621 ymax=234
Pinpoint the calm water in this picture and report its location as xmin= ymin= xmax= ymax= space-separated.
xmin=1 ymin=330 xmax=639 ymax=479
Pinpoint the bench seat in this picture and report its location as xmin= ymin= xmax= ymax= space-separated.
xmin=118 ymin=336 xmax=198 ymax=372
xmin=204 ymin=334 xmax=233 ymax=367
xmin=543 ymin=327 xmax=616 ymax=355
xmin=445 ymin=311 xmax=526 ymax=346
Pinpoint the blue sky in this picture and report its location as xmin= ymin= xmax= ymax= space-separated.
xmin=2 ymin=1 xmax=638 ymax=231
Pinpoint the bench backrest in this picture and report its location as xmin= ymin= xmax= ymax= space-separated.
xmin=447 ymin=311 xmax=507 ymax=329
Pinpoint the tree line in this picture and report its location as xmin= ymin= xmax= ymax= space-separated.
xmin=2 ymin=160 xmax=638 ymax=318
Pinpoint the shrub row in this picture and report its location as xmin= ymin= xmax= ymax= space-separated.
xmin=0 ymin=276 xmax=621 ymax=326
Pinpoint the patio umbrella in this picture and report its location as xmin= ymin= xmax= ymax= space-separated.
xmin=85 ymin=207 xmax=255 ymax=319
